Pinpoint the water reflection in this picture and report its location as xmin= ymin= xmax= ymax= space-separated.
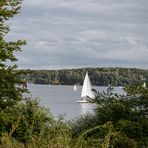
xmin=80 ymin=103 xmax=96 ymax=115
xmin=28 ymin=84 xmax=124 ymax=120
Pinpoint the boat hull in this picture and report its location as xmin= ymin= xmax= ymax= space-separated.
xmin=77 ymin=96 xmax=92 ymax=103
xmin=77 ymin=99 xmax=89 ymax=103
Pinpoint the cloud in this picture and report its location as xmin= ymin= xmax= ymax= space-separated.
xmin=6 ymin=0 xmax=148 ymax=69
xmin=125 ymin=36 xmax=138 ymax=46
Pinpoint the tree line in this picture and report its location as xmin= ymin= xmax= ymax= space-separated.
xmin=21 ymin=68 xmax=148 ymax=86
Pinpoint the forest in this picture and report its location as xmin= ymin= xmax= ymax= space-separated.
xmin=21 ymin=68 xmax=148 ymax=86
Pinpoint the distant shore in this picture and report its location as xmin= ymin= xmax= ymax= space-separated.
xmin=20 ymin=67 xmax=148 ymax=86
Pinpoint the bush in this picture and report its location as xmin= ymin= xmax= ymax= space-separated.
xmin=0 ymin=98 xmax=73 ymax=147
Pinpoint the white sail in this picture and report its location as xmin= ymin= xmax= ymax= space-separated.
xmin=81 ymin=72 xmax=95 ymax=99
xmin=73 ymin=84 xmax=77 ymax=91
xmin=143 ymin=82 xmax=146 ymax=88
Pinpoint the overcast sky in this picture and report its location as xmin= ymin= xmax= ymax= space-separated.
xmin=7 ymin=0 xmax=148 ymax=69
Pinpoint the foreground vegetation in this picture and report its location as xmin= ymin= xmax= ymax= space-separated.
xmin=0 ymin=84 xmax=147 ymax=148
xmin=0 ymin=0 xmax=148 ymax=147
xmin=21 ymin=68 xmax=148 ymax=86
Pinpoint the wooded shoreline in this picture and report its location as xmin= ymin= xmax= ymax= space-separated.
xmin=20 ymin=67 xmax=148 ymax=86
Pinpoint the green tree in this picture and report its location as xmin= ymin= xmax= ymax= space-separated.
xmin=0 ymin=0 xmax=26 ymax=110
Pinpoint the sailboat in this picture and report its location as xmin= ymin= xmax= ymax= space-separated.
xmin=77 ymin=72 xmax=95 ymax=103
xmin=73 ymin=84 xmax=77 ymax=91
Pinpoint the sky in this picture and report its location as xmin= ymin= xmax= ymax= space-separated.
xmin=7 ymin=0 xmax=148 ymax=69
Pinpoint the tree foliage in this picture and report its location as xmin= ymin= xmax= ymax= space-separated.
xmin=0 ymin=0 xmax=26 ymax=110
xmin=72 ymin=84 xmax=148 ymax=147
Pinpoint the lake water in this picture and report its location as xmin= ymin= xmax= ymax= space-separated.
xmin=27 ymin=84 xmax=125 ymax=120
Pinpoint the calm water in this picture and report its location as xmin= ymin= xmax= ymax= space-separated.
xmin=27 ymin=84 xmax=125 ymax=120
